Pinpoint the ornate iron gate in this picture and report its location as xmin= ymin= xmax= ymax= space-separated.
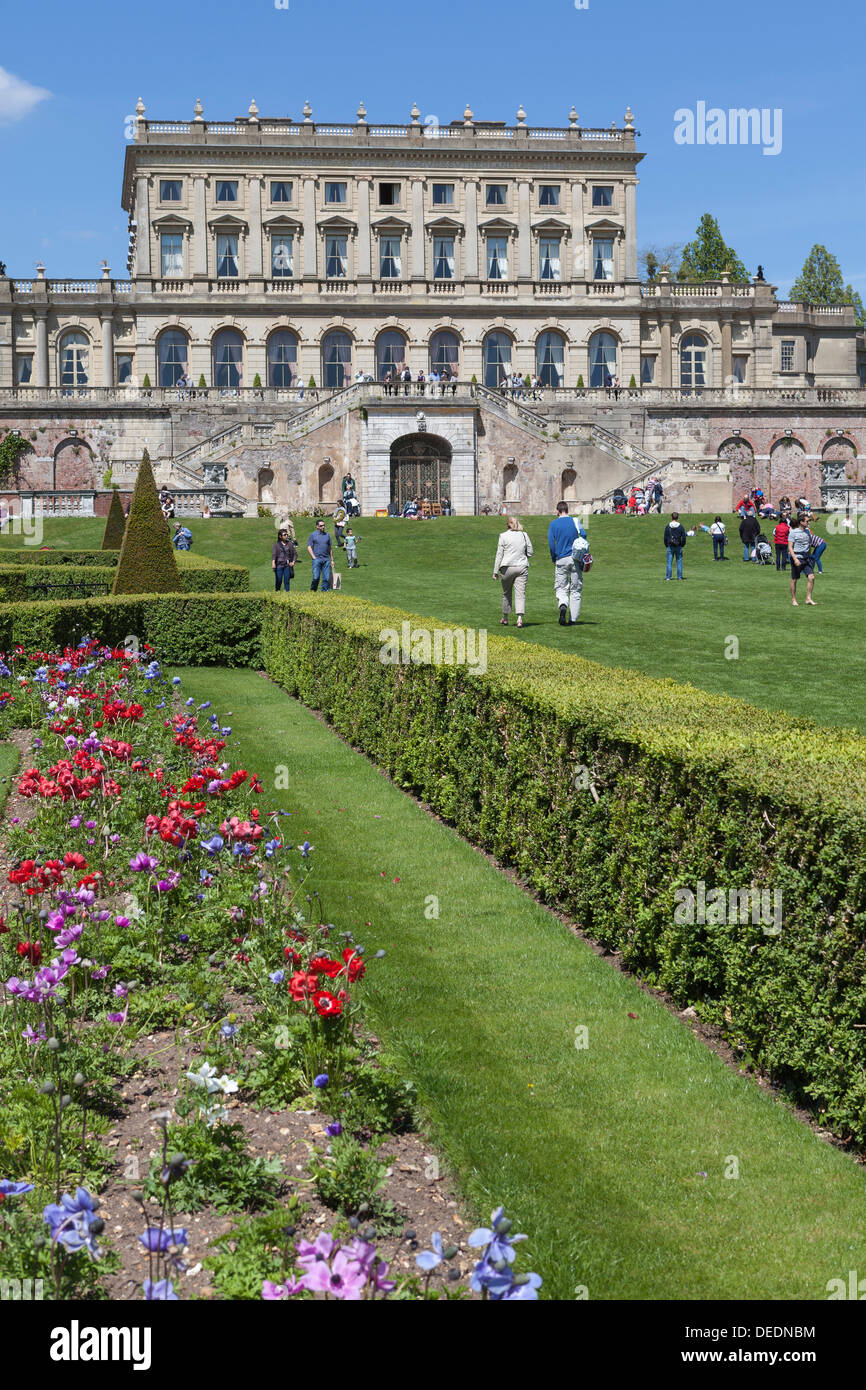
xmin=390 ymin=436 xmax=452 ymax=510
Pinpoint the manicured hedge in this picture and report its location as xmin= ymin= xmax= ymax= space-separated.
xmin=0 ymin=550 xmax=118 ymax=567
xmin=0 ymin=553 xmax=248 ymax=595
xmin=0 ymin=565 xmax=113 ymax=603
xmin=0 ymin=593 xmax=263 ymax=667
xmin=260 ymin=594 xmax=866 ymax=1145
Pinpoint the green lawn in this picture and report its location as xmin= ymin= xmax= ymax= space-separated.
xmin=174 ymin=666 xmax=866 ymax=1301
xmin=8 ymin=513 xmax=862 ymax=731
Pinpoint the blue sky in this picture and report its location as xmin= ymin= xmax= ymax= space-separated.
xmin=0 ymin=0 xmax=862 ymax=295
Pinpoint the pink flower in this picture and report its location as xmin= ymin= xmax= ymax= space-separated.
xmin=300 ymin=1248 xmax=368 ymax=1301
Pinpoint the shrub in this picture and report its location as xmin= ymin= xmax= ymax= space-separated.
xmin=629 ymin=374 xmax=637 ymax=389
xmin=112 ymin=449 xmax=182 ymax=595
xmin=198 ymin=375 xmax=207 ymax=389
xmin=576 ymin=375 xmax=584 ymax=389
xmin=174 ymin=553 xmax=249 ymax=593
xmin=308 ymin=376 xmax=316 ymax=390
xmin=307 ymin=1135 xmax=388 ymax=1217
xmin=100 ymin=488 xmax=126 ymax=551
xmin=142 ymin=374 xmax=151 ymax=389
xmin=253 ymin=373 xmax=262 ymax=389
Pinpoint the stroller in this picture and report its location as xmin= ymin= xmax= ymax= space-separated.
xmin=612 ymin=488 xmax=628 ymax=514
xmin=754 ymin=531 xmax=773 ymax=565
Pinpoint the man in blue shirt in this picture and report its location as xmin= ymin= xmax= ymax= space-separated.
xmin=306 ymin=519 xmax=333 ymax=592
xmin=548 ymin=501 xmax=586 ymax=626
xmin=172 ymin=524 xmax=193 ymax=551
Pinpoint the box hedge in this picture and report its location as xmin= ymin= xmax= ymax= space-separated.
xmin=0 ymin=554 xmax=248 ymax=600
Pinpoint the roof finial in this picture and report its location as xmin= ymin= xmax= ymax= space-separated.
xmin=193 ymin=98 xmax=204 ymax=122
xmin=302 ymin=99 xmax=313 ymax=123
xmin=248 ymin=98 xmax=259 ymax=121
xmin=516 ymin=103 xmax=527 ymax=125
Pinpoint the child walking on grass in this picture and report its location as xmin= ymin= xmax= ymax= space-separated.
xmin=344 ymin=528 xmax=359 ymax=568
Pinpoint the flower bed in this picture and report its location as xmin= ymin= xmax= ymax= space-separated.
xmin=0 ymin=641 xmax=539 ymax=1301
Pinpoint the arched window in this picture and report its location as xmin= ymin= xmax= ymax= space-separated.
xmin=375 ymin=330 xmax=408 ymax=381
xmin=430 ymin=330 xmax=459 ymax=377
xmin=680 ymin=333 xmax=708 ymax=391
xmin=157 ymin=329 xmax=188 ymax=388
xmin=267 ymin=330 xmax=298 ymax=389
xmin=483 ymin=331 xmax=512 ymax=389
xmin=589 ymin=332 xmax=617 ymax=389
xmin=318 ymin=463 xmax=337 ymax=503
xmin=213 ymin=329 xmax=243 ymax=389
xmin=59 ymin=331 xmax=89 ymax=391
xmin=537 ymin=331 xmax=565 ymax=389
xmin=322 ymin=330 xmax=352 ymax=388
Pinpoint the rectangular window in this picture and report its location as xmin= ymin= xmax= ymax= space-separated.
xmin=216 ymin=181 xmax=238 ymax=203
xmin=593 ymin=237 xmax=614 ymax=281
xmin=539 ymin=237 xmax=561 ymax=281
xmin=640 ymin=355 xmax=655 ymax=384
xmin=433 ymin=236 xmax=455 ymax=279
xmin=486 ymin=184 xmax=507 ymax=206
xmin=271 ymin=235 xmax=293 ymax=278
xmin=160 ymin=232 xmax=183 ymax=278
xmin=325 ymin=182 xmax=347 ymax=204
xmin=486 ymin=236 xmax=508 ymax=280
xmin=732 ymin=355 xmax=748 ymax=384
xmin=216 ymin=233 xmax=239 ymax=278
xmin=432 ymin=183 xmax=454 ymax=205
xmin=539 ymin=185 xmax=560 ymax=207
xmin=592 ymin=186 xmax=614 ymax=207
xmin=781 ymin=339 xmax=795 ymax=372
xmin=116 ymin=353 xmax=133 ymax=385
xmin=160 ymin=180 xmax=182 ymax=202
xmin=379 ymin=182 xmax=401 ymax=207
xmin=16 ymin=356 xmax=33 ymax=384
xmin=326 ymin=235 xmax=348 ymax=278
xmin=270 ymin=181 xmax=293 ymax=203
xmin=379 ymin=236 xmax=402 ymax=279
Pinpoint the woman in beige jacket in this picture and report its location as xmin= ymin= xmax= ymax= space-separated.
xmin=493 ymin=516 xmax=534 ymax=628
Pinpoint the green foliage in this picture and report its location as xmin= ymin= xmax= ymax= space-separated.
xmin=253 ymin=373 xmax=262 ymax=389
xmin=204 ymin=1205 xmax=304 ymax=1300
xmin=678 ymin=214 xmax=749 ymax=283
xmin=629 ymin=374 xmax=637 ymax=389
xmin=198 ymin=374 xmax=207 ymax=389
xmin=790 ymin=244 xmax=865 ymax=325
xmin=146 ymin=1120 xmax=284 ymax=1213
xmin=0 ymin=432 xmax=30 ymax=484
xmin=142 ymin=374 xmax=151 ymax=389
xmin=0 ymin=564 xmax=113 ymax=603
xmin=307 ymin=1134 xmax=388 ymax=1217
xmin=101 ymin=467 xmax=113 ymax=489
xmin=257 ymin=504 xmax=274 ymax=519
xmin=576 ymin=374 xmax=584 ymax=389
xmin=100 ymin=488 xmax=126 ymax=551
xmin=340 ymin=1060 xmax=417 ymax=1137
xmin=112 ymin=450 xmax=182 ymax=596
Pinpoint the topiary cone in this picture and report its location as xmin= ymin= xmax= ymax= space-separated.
xmin=100 ymin=486 xmax=127 ymax=551
xmin=112 ymin=449 xmax=182 ymax=594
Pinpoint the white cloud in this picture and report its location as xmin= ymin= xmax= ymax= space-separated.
xmin=0 ymin=66 xmax=51 ymax=124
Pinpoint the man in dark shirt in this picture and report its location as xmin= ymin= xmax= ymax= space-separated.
xmin=739 ymin=512 xmax=760 ymax=561
xmin=307 ymin=519 xmax=333 ymax=592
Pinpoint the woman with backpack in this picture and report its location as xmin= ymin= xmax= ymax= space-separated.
xmin=493 ymin=516 xmax=534 ymax=628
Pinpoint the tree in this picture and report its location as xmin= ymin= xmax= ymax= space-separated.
xmin=789 ymin=245 xmax=865 ymax=325
xmin=100 ymin=486 xmax=126 ymax=551
xmin=112 ymin=449 xmax=182 ymax=595
xmin=678 ymin=215 xmax=749 ymax=283
xmin=639 ymin=242 xmax=683 ymax=281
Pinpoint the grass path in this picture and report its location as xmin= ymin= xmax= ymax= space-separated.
xmin=176 ymin=665 xmax=866 ymax=1301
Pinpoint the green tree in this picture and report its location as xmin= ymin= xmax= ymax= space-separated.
xmin=112 ymin=449 xmax=182 ymax=595
xmin=789 ymin=245 xmax=865 ymax=325
xmin=100 ymin=486 xmax=126 ymax=551
xmin=678 ymin=215 xmax=749 ymax=283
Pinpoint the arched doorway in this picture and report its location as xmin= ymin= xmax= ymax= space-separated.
xmin=390 ymin=433 xmax=452 ymax=511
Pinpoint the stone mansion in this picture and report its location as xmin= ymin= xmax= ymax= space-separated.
xmin=1 ymin=100 xmax=865 ymax=516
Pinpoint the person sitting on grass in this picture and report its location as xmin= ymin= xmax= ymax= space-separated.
xmin=787 ymin=511 xmax=817 ymax=607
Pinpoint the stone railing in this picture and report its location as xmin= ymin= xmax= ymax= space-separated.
xmin=136 ymin=118 xmax=632 ymax=147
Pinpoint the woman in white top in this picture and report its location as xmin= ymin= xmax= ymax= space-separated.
xmin=493 ymin=516 xmax=534 ymax=628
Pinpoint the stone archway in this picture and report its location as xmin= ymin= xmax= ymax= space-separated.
xmin=561 ymin=468 xmax=578 ymax=502
xmin=257 ymin=467 xmax=275 ymax=505
xmin=390 ymin=433 xmax=452 ymax=511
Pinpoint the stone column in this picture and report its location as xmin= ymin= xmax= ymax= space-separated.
xmin=303 ymin=178 xmax=318 ymax=278
xmin=720 ymin=316 xmax=733 ymax=385
xmin=659 ymin=318 xmax=672 ymax=388
xmin=411 ymin=179 xmax=425 ymax=280
xmin=464 ymin=179 xmax=479 ymax=279
xmin=35 ymin=313 xmax=49 ymax=388
xmin=101 ymin=314 xmax=115 ymax=388
xmin=193 ymin=177 xmax=208 ymax=277
xmin=571 ymin=181 xmax=585 ymax=280
xmin=624 ymin=182 xmax=638 ymax=281
xmin=357 ymin=178 xmax=372 ymax=280
xmin=517 ymin=181 xmax=531 ymax=281
xmin=248 ymin=177 xmax=263 ymax=279
xmin=135 ymin=176 xmax=151 ymax=276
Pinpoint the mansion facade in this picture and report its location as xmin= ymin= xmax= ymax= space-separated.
xmin=1 ymin=102 xmax=864 ymax=516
